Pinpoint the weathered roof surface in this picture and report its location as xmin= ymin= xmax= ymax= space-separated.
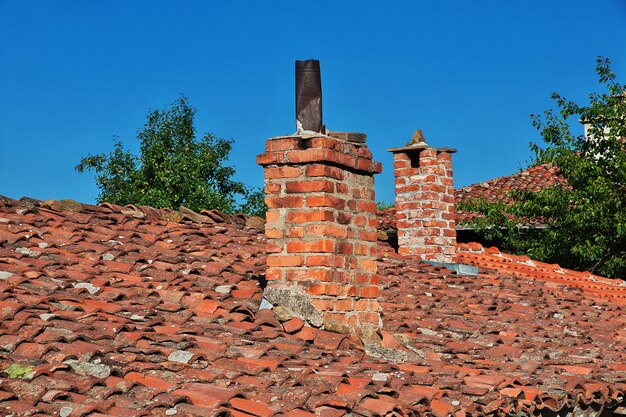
xmin=378 ymin=163 xmax=568 ymax=229
xmin=0 ymin=196 xmax=625 ymax=417
xmin=454 ymin=163 xmax=566 ymax=206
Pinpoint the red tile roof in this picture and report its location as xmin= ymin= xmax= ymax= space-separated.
xmin=455 ymin=163 xmax=567 ymax=205
xmin=455 ymin=163 xmax=568 ymax=225
xmin=1 ymin=196 xmax=625 ymax=416
xmin=378 ymin=163 xmax=568 ymax=229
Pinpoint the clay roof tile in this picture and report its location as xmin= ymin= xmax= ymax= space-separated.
xmin=0 ymin=195 xmax=624 ymax=416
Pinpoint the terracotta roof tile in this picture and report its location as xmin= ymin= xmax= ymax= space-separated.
xmin=0 ymin=196 xmax=625 ymax=416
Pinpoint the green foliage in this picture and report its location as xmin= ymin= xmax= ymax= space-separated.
xmin=77 ymin=97 xmax=264 ymax=215
xmin=376 ymin=201 xmax=395 ymax=210
xmin=239 ymin=187 xmax=268 ymax=218
xmin=459 ymin=57 xmax=626 ymax=278
xmin=3 ymin=363 xmax=35 ymax=379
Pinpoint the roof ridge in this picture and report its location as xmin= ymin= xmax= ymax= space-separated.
xmin=456 ymin=241 xmax=625 ymax=301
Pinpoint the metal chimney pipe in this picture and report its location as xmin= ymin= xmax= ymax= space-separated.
xmin=295 ymin=60 xmax=322 ymax=133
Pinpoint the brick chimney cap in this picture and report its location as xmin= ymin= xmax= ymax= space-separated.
xmin=387 ymin=145 xmax=457 ymax=154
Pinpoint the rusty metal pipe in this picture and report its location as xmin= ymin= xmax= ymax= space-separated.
xmin=295 ymin=60 xmax=322 ymax=133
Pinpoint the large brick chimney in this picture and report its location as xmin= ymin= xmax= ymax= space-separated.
xmin=257 ymin=60 xmax=382 ymax=333
xmin=257 ymin=135 xmax=382 ymax=332
xmin=388 ymin=130 xmax=456 ymax=262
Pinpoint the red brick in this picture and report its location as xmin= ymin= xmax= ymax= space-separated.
xmin=265 ymin=196 xmax=304 ymax=209
xmin=358 ymin=231 xmax=378 ymax=242
xmin=287 ymin=240 xmax=335 ymax=253
xmin=305 ymin=224 xmax=346 ymax=238
xmin=337 ymin=243 xmax=353 ymax=255
xmin=309 ymin=136 xmax=338 ymax=148
xmin=333 ymin=271 xmax=351 ymax=283
xmin=286 ymin=180 xmax=334 ymax=194
xmin=351 ymin=188 xmax=364 ymax=198
xmin=256 ymin=152 xmax=282 ymax=165
xmin=264 ymin=183 xmax=281 ymax=194
xmin=286 ymin=241 xmax=309 ymax=253
xmin=323 ymin=283 xmax=342 ymax=296
xmin=395 ymin=177 xmax=407 ymax=186
xmin=355 ymin=146 xmax=373 ymax=159
xmin=264 ymin=166 xmax=303 ymax=179
xmin=420 ymin=148 xmax=437 ymax=158
xmin=287 ymin=210 xmax=334 ymax=223
xmin=331 ymin=152 xmax=357 ymax=169
xmin=287 ymin=227 xmax=304 ymax=238
xmin=267 ymin=255 xmax=303 ymax=267
xmin=420 ymin=184 xmax=447 ymax=193
xmin=354 ymin=215 xmax=368 ymax=227
xmin=306 ymin=195 xmax=345 ymax=210
xmin=265 ymin=229 xmax=283 ymax=239
xmin=265 ymin=137 xmax=302 ymax=152
xmin=306 ymin=255 xmax=344 ymax=268
xmin=394 ymin=168 xmax=418 ymax=177
xmin=355 ymin=244 xmax=369 ymax=256
xmin=310 ymin=299 xmax=336 ymax=311
xmin=265 ymin=243 xmax=282 ymax=253
xmin=307 ymin=283 xmax=326 ymax=295
xmin=356 ymin=273 xmax=370 ymax=284
xmin=346 ymin=285 xmax=358 ymax=296
xmin=393 ymin=152 xmax=411 ymax=162
xmin=437 ymin=152 xmax=452 ymax=162
xmin=359 ymin=259 xmax=377 ymax=272
xmin=442 ymin=194 xmax=455 ymax=204
xmin=265 ymin=268 xmax=282 ymax=280
xmin=356 ymin=157 xmax=372 ymax=172
xmin=309 ymin=240 xmax=335 ymax=253
xmin=305 ymin=164 xmax=345 ymax=180
xmin=394 ymin=160 xmax=410 ymax=169
xmin=335 ymin=299 xmax=354 ymax=311
xmin=265 ymin=211 xmax=280 ymax=223
xmin=396 ymin=184 xmax=422 ymax=193
xmin=336 ymin=183 xmax=349 ymax=194
xmin=286 ymin=148 xmax=333 ymax=164
xmin=423 ymin=220 xmax=447 ymax=228
xmin=285 ymin=269 xmax=334 ymax=282
xmin=357 ymin=312 xmax=381 ymax=325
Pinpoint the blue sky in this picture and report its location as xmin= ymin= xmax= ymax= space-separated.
xmin=1 ymin=1 xmax=625 ymax=206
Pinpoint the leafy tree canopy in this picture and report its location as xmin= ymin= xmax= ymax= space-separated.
xmin=76 ymin=96 xmax=267 ymax=216
xmin=458 ymin=57 xmax=626 ymax=279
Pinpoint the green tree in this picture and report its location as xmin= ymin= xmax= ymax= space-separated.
xmin=239 ymin=187 xmax=268 ymax=218
xmin=77 ymin=96 xmax=266 ymax=215
xmin=459 ymin=57 xmax=626 ymax=279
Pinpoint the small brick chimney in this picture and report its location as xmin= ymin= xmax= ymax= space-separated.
xmin=388 ymin=130 xmax=456 ymax=262
xmin=257 ymin=134 xmax=382 ymax=332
